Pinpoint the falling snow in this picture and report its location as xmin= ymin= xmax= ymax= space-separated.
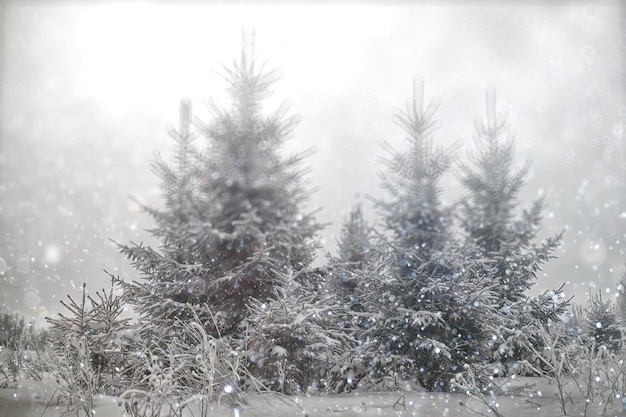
xmin=0 ymin=3 xmax=624 ymax=417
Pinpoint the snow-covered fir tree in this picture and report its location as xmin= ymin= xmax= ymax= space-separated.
xmin=46 ymin=282 xmax=133 ymax=411
xmin=352 ymin=78 xmax=499 ymax=391
xmin=373 ymin=76 xmax=455 ymax=261
xmin=584 ymin=290 xmax=621 ymax=351
xmin=116 ymin=34 xmax=322 ymax=338
xmin=457 ymin=88 xmax=567 ymax=369
xmin=336 ymin=197 xmax=373 ymax=268
xmin=327 ymin=197 xmax=377 ymax=308
xmin=0 ymin=309 xmax=49 ymax=388
xmin=242 ymin=268 xmax=354 ymax=394
xmin=458 ymin=88 xmax=562 ymax=303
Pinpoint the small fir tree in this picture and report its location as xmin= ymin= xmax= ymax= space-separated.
xmin=336 ymin=197 xmax=373 ymax=268
xmin=0 ymin=310 xmax=49 ymax=388
xmin=242 ymin=268 xmax=354 ymax=394
xmin=46 ymin=282 xmax=132 ymax=414
xmin=321 ymin=197 xmax=382 ymax=392
xmin=328 ymin=196 xmax=377 ymax=307
xmin=0 ymin=311 xmax=27 ymax=352
xmin=371 ymin=76 xmax=458 ymax=292
xmin=374 ymin=76 xmax=455 ymax=262
xmin=116 ymin=34 xmax=322 ymax=337
xmin=363 ymin=253 xmax=501 ymax=391
xmin=585 ymin=290 xmax=621 ymax=351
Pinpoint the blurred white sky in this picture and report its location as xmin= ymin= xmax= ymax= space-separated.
xmin=1 ymin=1 xmax=624 ymax=321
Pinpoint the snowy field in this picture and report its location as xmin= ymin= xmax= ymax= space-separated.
xmin=2 ymin=376 xmax=626 ymax=417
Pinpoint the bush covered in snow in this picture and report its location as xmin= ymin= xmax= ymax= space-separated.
xmin=0 ymin=309 xmax=50 ymax=388
xmin=45 ymin=281 xmax=133 ymax=416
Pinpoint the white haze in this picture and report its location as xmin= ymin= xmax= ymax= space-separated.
xmin=0 ymin=2 xmax=623 ymax=324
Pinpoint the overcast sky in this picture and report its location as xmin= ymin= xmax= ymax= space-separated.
xmin=1 ymin=1 xmax=624 ymax=324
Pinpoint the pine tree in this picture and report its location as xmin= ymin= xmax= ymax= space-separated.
xmin=0 ymin=309 xmax=49 ymax=388
xmin=46 ymin=282 xmax=132 ymax=394
xmin=0 ymin=311 xmax=27 ymax=352
xmin=374 ymin=76 xmax=455 ymax=262
xmin=352 ymin=78 xmax=499 ymax=391
xmin=327 ymin=197 xmax=376 ymax=307
xmin=116 ymin=34 xmax=322 ymax=337
xmin=336 ymin=197 xmax=373 ymax=268
xmin=458 ymin=88 xmax=563 ymax=305
xmin=370 ymin=255 xmax=503 ymax=391
xmin=242 ymin=268 xmax=354 ymax=394
xmin=457 ymin=89 xmax=567 ymax=372
xmin=585 ymin=290 xmax=621 ymax=351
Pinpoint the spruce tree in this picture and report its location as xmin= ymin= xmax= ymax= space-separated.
xmin=374 ymin=76 xmax=455 ymax=261
xmin=328 ymin=197 xmax=376 ymax=307
xmin=585 ymin=290 xmax=621 ymax=351
xmin=116 ymin=35 xmax=322 ymax=337
xmin=355 ymin=78 xmax=497 ymax=391
xmin=46 ymin=282 xmax=132 ymax=412
xmin=242 ymin=268 xmax=353 ymax=394
xmin=336 ymin=197 xmax=373 ymax=268
xmin=458 ymin=89 xmax=567 ymax=371
xmin=458 ymin=88 xmax=562 ymax=305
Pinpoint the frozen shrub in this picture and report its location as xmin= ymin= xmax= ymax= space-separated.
xmin=46 ymin=280 xmax=133 ymax=415
xmin=0 ymin=309 xmax=50 ymax=388
xmin=120 ymin=312 xmax=251 ymax=417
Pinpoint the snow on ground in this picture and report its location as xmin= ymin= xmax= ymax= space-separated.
xmin=1 ymin=376 xmax=626 ymax=417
